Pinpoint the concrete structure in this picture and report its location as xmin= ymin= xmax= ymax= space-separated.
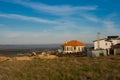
xmin=91 ymin=50 xmax=108 ymax=57
xmin=61 ymin=40 xmax=87 ymax=54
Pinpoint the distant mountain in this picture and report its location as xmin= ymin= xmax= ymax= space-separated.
xmin=0 ymin=43 xmax=93 ymax=50
xmin=0 ymin=44 xmax=61 ymax=50
xmin=87 ymin=43 xmax=94 ymax=47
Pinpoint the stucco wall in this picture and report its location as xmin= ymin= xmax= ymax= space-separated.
xmin=94 ymin=39 xmax=120 ymax=50
xmin=94 ymin=40 xmax=111 ymax=50
xmin=111 ymin=40 xmax=120 ymax=45
xmin=63 ymin=46 xmax=85 ymax=53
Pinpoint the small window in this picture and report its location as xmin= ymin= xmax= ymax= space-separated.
xmin=79 ymin=47 xmax=81 ymax=51
xmin=74 ymin=46 xmax=76 ymax=50
xmin=106 ymin=43 xmax=107 ymax=45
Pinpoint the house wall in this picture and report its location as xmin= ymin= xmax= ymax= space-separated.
xmin=114 ymin=48 xmax=120 ymax=55
xmin=63 ymin=46 xmax=85 ymax=53
xmin=111 ymin=39 xmax=120 ymax=45
xmin=94 ymin=40 xmax=111 ymax=50
xmin=94 ymin=39 xmax=120 ymax=49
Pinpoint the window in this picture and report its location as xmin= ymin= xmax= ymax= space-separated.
xmin=79 ymin=47 xmax=81 ymax=51
xmin=74 ymin=46 xmax=76 ymax=50
xmin=106 ymin=43 xmax=107 ymax=45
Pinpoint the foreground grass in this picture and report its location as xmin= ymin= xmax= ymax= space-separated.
xmin=0 ymin=56 xmax=120 ymax=80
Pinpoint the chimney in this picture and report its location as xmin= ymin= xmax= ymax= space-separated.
xmin=97 ymin=32 xmax=100 ymax=49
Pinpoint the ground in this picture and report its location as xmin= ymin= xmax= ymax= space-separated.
xmin=0 ymin=56 xmax=120 ymax=80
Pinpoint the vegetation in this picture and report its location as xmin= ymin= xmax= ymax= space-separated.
xmin=0 ymin=56 xmax=120 ymax=80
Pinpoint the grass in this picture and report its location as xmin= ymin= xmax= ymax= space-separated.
xmin=0 ymin=56 xmax=120 ymax=80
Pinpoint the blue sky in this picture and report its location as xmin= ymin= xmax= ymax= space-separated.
xmin=0 ymin=0 xmax=120 ymax=44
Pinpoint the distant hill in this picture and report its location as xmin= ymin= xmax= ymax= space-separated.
xmin=0 ymin=44 xmax=61 ymax=50
xmin=0 ymin=43 xmax=93 ymax=50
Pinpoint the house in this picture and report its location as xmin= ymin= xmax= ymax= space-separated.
xmin=111 ymin=43 xmax=120 ymax=55
xmin=61 ymin=40 xmax=87 ymax=54
xmin=94 ymin=38 xmax=112 ymax=50
xmin=93 ymin=36 xmax=120 ymax=55
xmin=94 ymin=36 xmax=120 ymax=50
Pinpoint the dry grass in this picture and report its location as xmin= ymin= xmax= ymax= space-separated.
xmin=0 ymin=56 xmax=120 ymax=80
xmin=0 ymin=54 xmax=57 ymax=61
xmin=14 ymin=56 xmax=32 ymax=61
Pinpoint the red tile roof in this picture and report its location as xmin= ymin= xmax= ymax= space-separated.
xmin=61 ymin=40 xmax=87 ymax=46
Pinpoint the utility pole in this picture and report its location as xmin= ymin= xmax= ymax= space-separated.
xmin=97 ymin=32 xmax=100 ymax=49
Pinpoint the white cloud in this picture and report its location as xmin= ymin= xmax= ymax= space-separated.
xmin=102 ymin=20 xmax=119 ymax=34
xmin=103 ymin=21 xmax=115 ymax=28
xmin=0 ymin=0 xmax=119 ymax=44
xmin=0 ymin=0 xmax=97 ymax=16
xmin=81 ymin=14 xmax=100 ymax=22
xmin=0 ymin=30 xmax=96 ymax=44
xmin=0 ymin=13 xmax=58 ymax=24
xmin=23 ymin=3 xmax=97 ymax=16
xmin=43 ymin=20 xmax=79 ymax=33
xmin=101 ymin=13 xmax=120 ymax=35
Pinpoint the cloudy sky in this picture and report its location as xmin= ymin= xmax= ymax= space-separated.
xmin=0 ymin=0 xmax=120 ymax=44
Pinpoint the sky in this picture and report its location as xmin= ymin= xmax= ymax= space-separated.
xmin=0 ymin=0 xmax=120 ymax=44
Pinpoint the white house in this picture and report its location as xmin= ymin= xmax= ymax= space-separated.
xmin=94 ymin=36 xmax=120 ymax=50
xmin=61 ymin=40 xmax=87 ymax=53
xmin=94 ymin=39 xmax=112 ymax=50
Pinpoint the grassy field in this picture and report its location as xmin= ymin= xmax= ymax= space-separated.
xmin=0 ymin=56 xmax=120 ymax=80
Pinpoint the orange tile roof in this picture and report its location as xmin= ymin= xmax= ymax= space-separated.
xmin=61 ymin=40 xmax=87 ymax=46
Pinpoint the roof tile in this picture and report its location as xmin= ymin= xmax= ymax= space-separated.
xmin=61 ymin=40 xmax=86 ymax=46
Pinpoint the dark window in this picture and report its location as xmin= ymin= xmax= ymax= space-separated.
xmin=106 ymin=43 xmax=107 ymax=45
xmin=74 ymin=46 xmax=76 ymax=50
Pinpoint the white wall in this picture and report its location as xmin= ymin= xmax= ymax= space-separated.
xmin=94 ymin=39 xmax=120 ymax=50
xmin=111 ymin=39 xmax=120 ymax=45
xmin=94 ymin=40 xmax=111 ymax=50
xmin=63 ymin=46 xmax=85 ymax=53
